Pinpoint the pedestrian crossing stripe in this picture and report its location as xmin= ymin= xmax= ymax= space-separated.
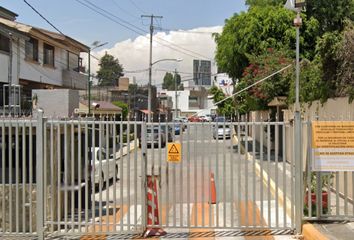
xmin=167 ymin=142 xmax=181 ymax=162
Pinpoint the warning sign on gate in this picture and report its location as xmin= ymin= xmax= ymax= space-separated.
xmin=167 ymin=142 xmax=181 ymax=163
xmin=312 ymin=121 xmax=354 ymax=171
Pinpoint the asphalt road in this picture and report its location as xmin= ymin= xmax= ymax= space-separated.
xmin=91 ymin=123 xmax=294 ymax=233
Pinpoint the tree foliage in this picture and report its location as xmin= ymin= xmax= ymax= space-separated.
xmin=162 ymin=72 xmax=182 ymax=90
xmin=209 ymin=86 xmax=235 ymax=117
xmin=335 ymin=21 xmax=354 ymax=101
xmin=214 ymin=0 xmax=354 ymax=114
xmin=235 ymin=48 xmax=293 ymax=113
xmin=96 ymin=53 xmax=124 ymax=86
xmin=112 ymin=101 xmax=128 ymax=120
xmin=214 ymin=5 xmax=319 ymax=79
xmin=245 ymin=0 xmax=284 ymax=7
xmin=306 ymin=0 xmax=354 ymax=34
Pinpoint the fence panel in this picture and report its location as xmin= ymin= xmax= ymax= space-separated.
xmin=145 ymin=121 xmax=296 ymax=232
xmin=0 ymin=118 xmax=37 ymax=238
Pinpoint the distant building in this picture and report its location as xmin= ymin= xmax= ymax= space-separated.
xmin=214 ymin=73 xmax=234 ymax=96
xmin=193 ymin=59 xmax=211 ymax=86
xmin=159 ymin=86 xmax=211 ymax=117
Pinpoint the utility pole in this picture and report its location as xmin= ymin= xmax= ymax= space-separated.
xmin=294 ymin=10 xmax=303 ymax=234
xmin=88 ymin=49 xmax=91 ymax=115
xmin=141 ymin=14 xmax=163 ymax=122
xmin=174 ymin=69 xmax=178 ymax=119
xmin=7 ymin=33 xmax=13 ymax=116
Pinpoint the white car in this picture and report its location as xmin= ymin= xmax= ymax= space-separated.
xmin=89 ymin=147 xmax=120 ymax=185
xmin=213 ymin=125 xmax=232 ymax=139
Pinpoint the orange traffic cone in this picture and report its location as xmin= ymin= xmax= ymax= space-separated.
xmin=209 ymin=172 xmax=217 ymax=204
xmin=143 ymin=175 xmax=167 ymax=238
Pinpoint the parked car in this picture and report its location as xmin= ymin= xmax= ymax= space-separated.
xmin=203 ymin=114 xmax=213 ymax=122
xmin=146 ymin=126 xmax=166 ymax=148
xmin=174 ymin=124 xmax=181 ymax=135
xmin=89 ymin=146 xmax=120 ymax=185
xmin=188 ymin=116 xmax=201 ymax=122
xmin=213 ymin=125 xmax=232 ymax=139
xmin=214 ymin=116 xmax=226 ymax=123
xmin=160 ymin=125 xmax=174 ymax=142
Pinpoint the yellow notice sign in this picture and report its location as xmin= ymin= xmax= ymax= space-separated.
xmin=167 ymin=142 xmax=181 ymax=163
xmin=312 ymin=121 xmax=354 ymax=171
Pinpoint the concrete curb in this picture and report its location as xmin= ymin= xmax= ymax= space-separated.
xmin=302 ymin=223 xmax=329 ymax=240
xmin=232 ymin=134 xmax=293 ymax=220
xmin=232 ymin=133 xmax=332 ymax=240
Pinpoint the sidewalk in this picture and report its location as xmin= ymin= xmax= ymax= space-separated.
xmin=233 ymin=133 xmax=354 ymax=240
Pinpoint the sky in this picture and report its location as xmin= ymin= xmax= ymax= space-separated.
xmin=1 ymin=0 xmax=247 ymax=86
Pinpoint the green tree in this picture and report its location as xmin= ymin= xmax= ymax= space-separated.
xmin=96 ymin=53 xmax=124 ymax=86
xmin=245 ymin=0 xmax=284 ymax=7
xmin=128 ymin=83 xmax=138 ymax=94
xmin=214 ymin=5 xmax=319 ymax=79
xmin=209 ymin=86 xmax=235 ymax=117
xmin=335 ymin=21 xmax=354 ymax=101
xmin=162 ymin=72 xmax=182 ymax=90
xmin=235 ymin=48 xmax=293 ymax=113
xmin=112 ymin=101 xmax=128 ymax=120
xmin=306 ymin=0 xmax=354 ymax=34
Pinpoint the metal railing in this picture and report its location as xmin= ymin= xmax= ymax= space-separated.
xmin=303 ymin=121 xmax=354 ymax=221
xmin=3 ymin=116 xmax=352 ymax=238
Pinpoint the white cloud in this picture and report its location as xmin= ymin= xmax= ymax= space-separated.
xmin=84 ymin=26 xmax=222 ymax=87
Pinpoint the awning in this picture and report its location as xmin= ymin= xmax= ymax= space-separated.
xmin=268 ymin=96 xmax=287 ymax=107
xmin=140 ymin=109 xmax=153 ymax=114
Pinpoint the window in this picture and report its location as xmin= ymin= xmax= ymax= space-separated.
xmin=25 ymin=37 xmax=38 ymax=61
xmin=0 ymin=34 xmax=10 ymax=53
xmin=43 ymin=43 xmax=54 ymax=66
xmin=68 ymin=51 xmax=79 ymax=71
xmin=188 ymin=96 xmax=198 ymax=103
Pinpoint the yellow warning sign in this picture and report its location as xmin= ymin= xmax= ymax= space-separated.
xmin=167 ymin=142 xmax=181 ymax=163
xmin=312 ymin=121 xmax=354 ymax=171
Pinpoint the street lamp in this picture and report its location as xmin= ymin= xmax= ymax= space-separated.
xmin=148 ymin=58 xmax=182 ymax=122
xmin=88 ymin=41 xmax=108 ymax=115
xmin=285 ymin=0 xmax=304 ymax=234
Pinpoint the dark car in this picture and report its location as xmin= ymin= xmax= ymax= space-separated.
xmin=160 ymin=125 xmax=174 ymax=142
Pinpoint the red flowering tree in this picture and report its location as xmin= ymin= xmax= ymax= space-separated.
xmin=234 ymin=48 xmax=293 ymax=114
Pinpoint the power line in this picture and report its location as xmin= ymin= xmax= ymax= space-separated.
xmin=129 ymin=0 xmax=147 ymax=15
xmin=189 ymin=64 xmax=293 ymax=117
xmin=75 ymin=0 xmax=211 ymax=60
xmin=110 ymin=0 xmax=141 ymax=21
xmin=23 ymin=0 xmax=64 ymax=35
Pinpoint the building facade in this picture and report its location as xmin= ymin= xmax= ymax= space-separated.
xmin=193 ymin=59 xmax=212 ymax=86
xmin=0 ymin=7 xmax=89 ymax=114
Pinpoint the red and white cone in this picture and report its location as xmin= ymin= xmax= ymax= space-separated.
xmin=143 ymin=175 xmax=166 ymax=238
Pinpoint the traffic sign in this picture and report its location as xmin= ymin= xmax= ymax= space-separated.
xmin=167 ymin=142 xmax=181 ymax=163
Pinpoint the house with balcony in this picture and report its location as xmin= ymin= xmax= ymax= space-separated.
xmin=0 ymin=7 xmax=89 ymax=114
xmin=159 ymin=86 xmax=214 ymax=118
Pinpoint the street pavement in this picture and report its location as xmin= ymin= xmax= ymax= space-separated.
xmin=78 ymin=124 xmax=296 ymax=239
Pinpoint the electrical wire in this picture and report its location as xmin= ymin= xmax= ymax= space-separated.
xmin=189 ymin=64 xmax=293 ymax=117
xmin=23 ymin=0 xmax=64 ymax=35
xmin=110 ymin=0 xmax=141 ymax=21
xmin=75 ymin=0 xmax=212 ymax=60
xmin=128 ymin=0 xmax=147 ymax=15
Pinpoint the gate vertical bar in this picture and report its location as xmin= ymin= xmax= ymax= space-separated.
xmin=36 ymin=110 xmax=45 ymax=240
xmin=141 ymin=122 xmax=147 ymax=230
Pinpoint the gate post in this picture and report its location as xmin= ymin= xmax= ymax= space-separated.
xmin=294 ymin=110 xmax=303 ymax=234
xmin=141 ymin=122 xmax=147 ymax=230
xmin=36 ymin=109 xmax=45 ymax=240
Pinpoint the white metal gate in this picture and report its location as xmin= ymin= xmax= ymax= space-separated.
xmin=4 ymin=114 xmax=353 ymax=238
xmin=144 ymin=121 xmax=296 ymax=234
